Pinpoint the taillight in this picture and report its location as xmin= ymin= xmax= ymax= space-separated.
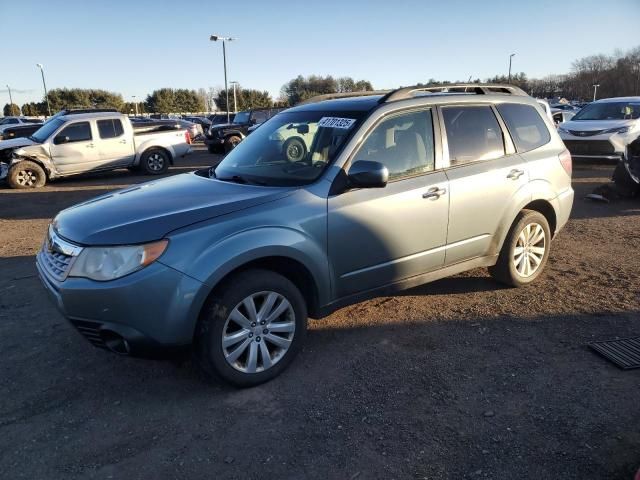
xmin=185 ymin=131 xmax=192 ymax=145
xmin=559 ymin=149 xmax=572 ymax=176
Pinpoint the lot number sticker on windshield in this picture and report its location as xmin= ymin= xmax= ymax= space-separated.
xmin=318 ymin=117 xmax=356 ymax=129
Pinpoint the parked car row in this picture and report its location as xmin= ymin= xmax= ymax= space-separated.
xmin=204 ymin=108 xmax=284 ymax=153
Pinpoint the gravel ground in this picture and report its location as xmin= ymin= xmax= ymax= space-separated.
xmin=1 ymin=147 xmax=639 ymax=479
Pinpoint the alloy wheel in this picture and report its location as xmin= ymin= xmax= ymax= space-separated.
xmin=512 ymin=222 xmax=546 ymax=278
xmin=17 ymin=169 xmax=38 ymax=187
xmin=222 ymin=291 xmax=296 ymax=373
xmin=147 ymin=153 xmax=164 ymax=171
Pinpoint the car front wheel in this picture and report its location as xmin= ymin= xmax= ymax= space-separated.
xmin=195 ymin=269 xmax=307 ymax=387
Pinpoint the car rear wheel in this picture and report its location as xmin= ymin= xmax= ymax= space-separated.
xmin=140 ymin=149 xmax=169 ymax=175
xmin=224 ymin=135 xmax=242 ymax=154
xmin=7 ymin=160 xmax=47 ymax=189
xmin=195 ymin=269 xmax=307 ymax=387
xmin=489 ymin=209 xmax=551 ymax=287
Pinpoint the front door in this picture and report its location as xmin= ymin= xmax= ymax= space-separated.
xmin=49 ymin=121 xmax=102 ymax=174
xmin=328 ymin=108 xmax=449 ymax=298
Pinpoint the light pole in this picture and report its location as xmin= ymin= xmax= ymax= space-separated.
xmin=230 ymin=81 xmax=239 ymax=112
xmin=592 ymin=83 xmax=600 ymax=102
xmin=209 ymin=34 xmax=237 ymax=123
xmin=36 ymin=63 xmax=52 ymax=117
xmin=6 ymin=84 xmax=14 ymax=114
xmin=132 ymin=95 xmax=139 ymax=116
xmin=508 ymin=53 xmax=516 ymax=84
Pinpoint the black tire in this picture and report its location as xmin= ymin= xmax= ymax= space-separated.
xmin=283 ymin=137 xmax=307 ymax=162
xmin=7 ymin=160 xmax=47 ymax=189
xmin=195 ymin=269 xmax=308 ymax=387
xmin=140 ymin=149 xmax=170 ymax=175
xmin=224 ymin=135 xmax=242 ymax=154
xmin=489 ymin=209 xmax=551 ymax=287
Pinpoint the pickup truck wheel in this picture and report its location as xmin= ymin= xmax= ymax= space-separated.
xmin=195 ymin=269 xmax=307 ymax=387
xmin=7 ymin=161 xmax=46 ymax=189
xmin=489 ymin=210 xmax=551 ymax=287
xmin=283 ymin=137 xmax=307 ymax=162
xmin=224 ymin=135 xmax=242 ymax=154
xmin=140 ymin=149 xmax=169 ymax=175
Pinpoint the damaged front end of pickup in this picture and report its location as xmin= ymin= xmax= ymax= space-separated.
xmin=0 ymin=141 xmax=56 ymax=184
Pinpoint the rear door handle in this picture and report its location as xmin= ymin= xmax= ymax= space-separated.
xmin=119 ymin=139 xmax=127 ymax=144
xmin=422 ymin=187 xmax=447 ymax=199
xmin=86 ymin=143 xmax=95 ymax=149
xmin=507 ymin=169 xmax=525 ymax=180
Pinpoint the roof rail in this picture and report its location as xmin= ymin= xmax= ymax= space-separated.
xmin=381 ymin=84 xmax=528 ymax=103
xmin=297 ymin=90 xmax=391 ymax=105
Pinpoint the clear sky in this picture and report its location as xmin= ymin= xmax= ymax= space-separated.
xmin=2 ymin=0 xmax=639 ymax=107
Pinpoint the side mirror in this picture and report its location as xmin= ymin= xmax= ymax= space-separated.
xmin=54 ymin=135 xmax=70 ymax=145
xmin=347 ymin=160 xmax=388 ymax=188
xmin=250 ymin=118 xmax=257 ymax=125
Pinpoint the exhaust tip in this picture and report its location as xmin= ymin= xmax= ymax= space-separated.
xmin=101 ymin=331 xmax=131 ymax=355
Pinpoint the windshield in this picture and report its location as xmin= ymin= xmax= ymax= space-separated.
xmin=233 ymin=111 xmax=250 ymax=124
xmin=213 ymin=110 xmax=364 ymax=186
xmin=573 ymin=101 xmax=640 ymax=121
xmin=30 ymin=118 xmax=65 ymax=143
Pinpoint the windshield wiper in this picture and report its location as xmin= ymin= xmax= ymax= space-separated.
xmin=216 ymin=174 xmax=268 ymax=186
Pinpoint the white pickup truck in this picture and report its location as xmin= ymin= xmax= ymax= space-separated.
xmin=0 ymin=110 xmax=192 ymax=188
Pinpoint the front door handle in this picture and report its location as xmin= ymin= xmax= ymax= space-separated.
xmin=119 ymin=139 xmax=127 ymax=144
xmin=422 ymin=187 xmax=447 ymax=200
xmin=507 ymin=169 xmax=525 ymax=180
xmin=86 ymin=143 xmax=95 ymax=149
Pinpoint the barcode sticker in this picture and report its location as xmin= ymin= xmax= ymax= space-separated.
xmin=318 ymin=117 xmax=356 ymax=129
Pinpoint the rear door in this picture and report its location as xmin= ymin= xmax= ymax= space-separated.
xmin=49 ymin=121 xmax=102 ymax=174
xmin=96 ymin=118 xmax=135 ymax=167
xmin=439 ymin=104 xmax=529 ymax=264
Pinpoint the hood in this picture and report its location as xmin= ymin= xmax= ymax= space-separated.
xmin=53 ymin=172 xmax=295 ymax=245
xmin=562 ymin=119 xmax=636 ymax=132
xmin=0 ymin=136 xmax=38 ymax=151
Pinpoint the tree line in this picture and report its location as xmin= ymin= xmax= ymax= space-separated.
xmin=3 ymin=45 xmax=639 ymax=117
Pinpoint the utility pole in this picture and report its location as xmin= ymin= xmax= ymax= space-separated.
xmin=508 ymin=53 xmax=516 ymax=84
xmin=230 ymin=81 xmax=239 ymax=112
xmin=592 ymin=83 xmax=600 ymax=102
xmin=210 ymin=34 xmax=237 ymax=123
xmin=6 ymin=84 xmax=14 ymax=114
xmin=132 ymin=95 xmax=139 ymax=116
xmin=36 ymin=64 xmax=52 ymax=117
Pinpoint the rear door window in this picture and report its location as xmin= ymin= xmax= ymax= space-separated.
xmin=496 ymin=103 xmax=551 ymax=152
xmin=97 ymin=119 xmax=124 ymax=139
xmin=442 ymin=106 xmax=505 ymax=165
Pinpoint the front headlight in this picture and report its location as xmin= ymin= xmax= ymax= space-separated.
xmin=602 ymin=126 xmax=631 ymax=134
xmin=69 ymin=239 xmax=168 ymax=281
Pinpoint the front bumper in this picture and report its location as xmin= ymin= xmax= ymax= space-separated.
xmin=559 ymin=131 xmax=631 ymax=162
xmin=36 ymin=252 xmax=209 ymax=357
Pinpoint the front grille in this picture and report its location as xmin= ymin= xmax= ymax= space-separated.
xmin=568 ymin=129 xmax=605 ymax=137
xmin=39 ymin=248 xmax=73 ymax=281
xmin=37 ymin=225 xmax=82 ymax=282
xmin=563 ymin=140 xmax=616 ymax=156
xmin=70 ymin=319 xmax=107 ymax=349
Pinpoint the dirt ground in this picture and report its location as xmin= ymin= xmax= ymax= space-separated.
xmin=1 ymin=146 xmax=639 ymax=479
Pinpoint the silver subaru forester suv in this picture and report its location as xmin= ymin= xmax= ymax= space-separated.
xmin=37 ymin=84 xmax=574 ymax=387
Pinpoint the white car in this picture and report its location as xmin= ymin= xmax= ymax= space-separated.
xmin=0 ymin=116 xmax=42 ymax=133
xmin=558 ymin=97 xmax=640 ymax=161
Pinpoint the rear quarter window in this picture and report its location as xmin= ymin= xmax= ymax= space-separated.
xmin=496 ymin=103 xmax=551 ymax=153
